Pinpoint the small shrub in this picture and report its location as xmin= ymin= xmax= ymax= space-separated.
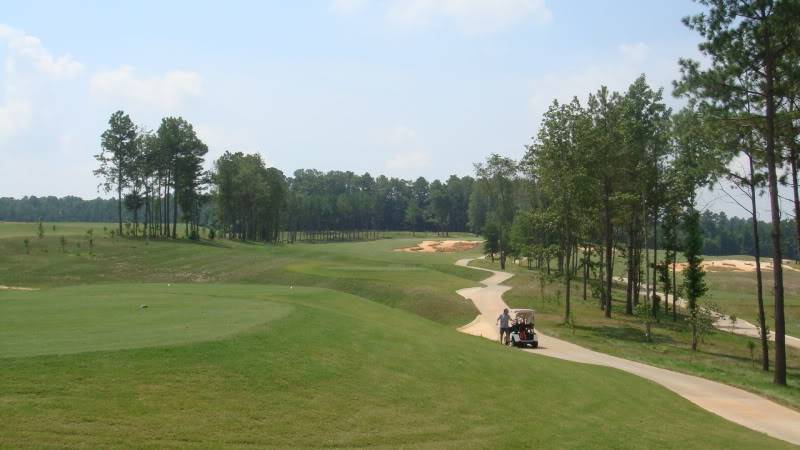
xmin=635 ymin=302 xmax=657 ymax=342
xmin=60 ymin=236 xmax=67 ymax=253
xmin=208 ymin=228 xmax=216 ymax=240
xmin=747 ymin=340 xmax=756 ymax=368
xmin=23 ymin=238 xmax=30 ymax=254
xmin=37 ymin=221 xmax=45 ymax=239
xmin=86 ymin=229 xmax=94 ymax=255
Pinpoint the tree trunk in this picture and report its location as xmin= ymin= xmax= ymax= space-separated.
xmin=583 ymin=245 xmax=589 ymax=301
xmin=626 ymin=230 xmax=634 ymax=315
xmin=603 ymin=179 xmax=613 ymax=318
xmin=764 ymin=45 xmax=786 ymax=386
xmin=117 ymin=171 xmax=123 ymax=236
xmin=652 ymin=214 xmax=658 ymax=316
xmin=749 ymin=154 xmax=770 ymax=372
xmin=564 ymin=239 xmax=572 ymax=323
xmin=172 ymin=190 xmax=178 ymax=239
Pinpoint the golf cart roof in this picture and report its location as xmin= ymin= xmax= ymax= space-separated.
xmin=510 ymin=308 xmax=535 ymax=318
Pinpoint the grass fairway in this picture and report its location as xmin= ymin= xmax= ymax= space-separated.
xmin=0 ymin=222 xmax=795 ymax=448
xmin=1 ymin=283 xmax=793 ymax=448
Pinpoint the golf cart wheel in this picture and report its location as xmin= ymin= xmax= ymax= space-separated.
xmin=531 ymin=342 xmax=538 ymax=349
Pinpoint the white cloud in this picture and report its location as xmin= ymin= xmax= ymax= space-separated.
xmin=382 ymin=125 xmax=432 ymax=170
xmin=619 ymin=42 xmax=649 ymax=63
xmin=90 ymin=66 xmax=202 ymax=110
xmin=0 ymin=24 xmax=83 ymax=78
xmin=195 ymin=124 xmax=273 ymax=169
xmin=0 ymin=24 xmax=83 ymax=141
xmin=386 ymin=0 xmax=551 ymax=34
xmin=329 ymin=0 xmax=368 ymax=15
xmin=0 ymin=98 xmax=32 ymax=140
xmin=386 ymin=150 xmax=432 ymax=169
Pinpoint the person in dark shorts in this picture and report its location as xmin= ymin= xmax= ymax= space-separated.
xmin=497 ymin=308 xmax=512 ymax=344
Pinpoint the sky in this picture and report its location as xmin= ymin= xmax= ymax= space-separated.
xmin=1 ymin=0 xmax=783 ymax=219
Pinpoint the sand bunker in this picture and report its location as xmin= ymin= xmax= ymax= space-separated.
xmin=674 ymin=259 xmax=800 ymax=273
xmin=395 ymin=240 xmax=482 ymax=253
xmin=0 ymin=285 xmax=38 ymax=291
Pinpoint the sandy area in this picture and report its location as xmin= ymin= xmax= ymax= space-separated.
xmin=457 ymin=258 xmax=800 ymax=446
xmin=0 ymin=285 xmax=38 ymax=291
xmin=395 ymin=240 xmax=481 ymax=253
xmin=674 ymin=259 xmax=800 ymax=273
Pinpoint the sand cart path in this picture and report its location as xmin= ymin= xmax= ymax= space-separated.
xmin=455 ymin=258 xmax=800 ymax=447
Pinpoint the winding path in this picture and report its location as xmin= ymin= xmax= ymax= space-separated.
xmin=455 ymin=258 xmax=800 ymax=447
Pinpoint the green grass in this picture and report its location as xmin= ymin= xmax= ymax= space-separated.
xmin=1 ymin=283 xmax=792 ymax=448
xmin=474 ymin=258 xmax=800 ymax=411
xmin=601 ymin=249 xmax=800 ymax=336
xmin=0 ymin=284 xmax=293 ymax=357
xmin=0 ymin=222 xmax=796 ymax=448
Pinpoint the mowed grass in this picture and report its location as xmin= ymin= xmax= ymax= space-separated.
xmin=0 ymin=284 xmax=293 ymax=357
xmin=0 ymin=227 xmax=484 ymax=327
xmin=0 ymin=283 xmax=793 ymax=449
xmin=473 ymin=258 xmax=800 ymax=411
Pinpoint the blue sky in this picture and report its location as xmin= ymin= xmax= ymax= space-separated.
xmin=4 ymin=0 xmax=772 ymax=218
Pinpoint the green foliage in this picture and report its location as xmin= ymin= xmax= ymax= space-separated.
xmin=36 ymin=220 xmax=44 ymax=239
xmin=59 ymin=236 xmax=67 ymax=253
xmin=22 ymin=238 xmax=29 ymax=255
xmin=748 ymin=340 xmax=757 ymax=368
xmin=634 ymin=302 xmax=658 ymax=342
xmin=482 ymin=221 xmax=500 ymax=260
xmin=683 ymin=208 xmax=708 ymax=350
xmin=86 ymin=229 xmax=94 ymax=255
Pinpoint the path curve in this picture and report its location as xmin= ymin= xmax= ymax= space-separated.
xmin=455 ymin=258 xmax=800 ymax=447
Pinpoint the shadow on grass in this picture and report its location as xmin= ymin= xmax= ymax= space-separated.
xmin=571 ymin=324 xmax=678 ymax=346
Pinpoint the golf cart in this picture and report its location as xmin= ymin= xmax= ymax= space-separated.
xmin=507 ymin=309 xmax=538 ymax=348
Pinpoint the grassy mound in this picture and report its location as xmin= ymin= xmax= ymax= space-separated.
xmin=1 ymin=283 xmax=792 ymax=448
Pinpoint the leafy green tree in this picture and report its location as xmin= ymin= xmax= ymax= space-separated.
xmin=483 ymin=222 xmax=500 ymax=262
xmin=475 ymin=154 xmax=519 ymax=269
xmin=682 ymin=208 xmax=708 ymax=351
xmin=95 ymin=110 xmax=137 ymax=236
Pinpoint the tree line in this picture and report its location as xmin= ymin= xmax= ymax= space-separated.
xmin=467 ymin=0 xmax=799 ymax=387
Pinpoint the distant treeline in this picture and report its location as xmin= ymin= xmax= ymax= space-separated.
xmin=698 ymin=211 xmax=799 ymax=260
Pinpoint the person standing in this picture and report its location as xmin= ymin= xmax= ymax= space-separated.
xmin=497 ymin=308 xmax=512 ymax=345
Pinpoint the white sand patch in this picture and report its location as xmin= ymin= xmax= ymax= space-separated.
xmin=394 ymin=240 xmax=482 ymax=253
xmin=674 ymin=259 xmax=800 ymax=273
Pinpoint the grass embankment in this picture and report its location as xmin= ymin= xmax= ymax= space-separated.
xmin=0 ymin=222 xmax=795 ymax=448
xmin=472 ymin=258 xmax=800 ymax=411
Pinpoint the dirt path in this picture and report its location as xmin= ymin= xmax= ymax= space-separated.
xmin=455 ymin=258 xmax=800 ymax=447
xmin=614 ymin=276 xmax=800 ymax=350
